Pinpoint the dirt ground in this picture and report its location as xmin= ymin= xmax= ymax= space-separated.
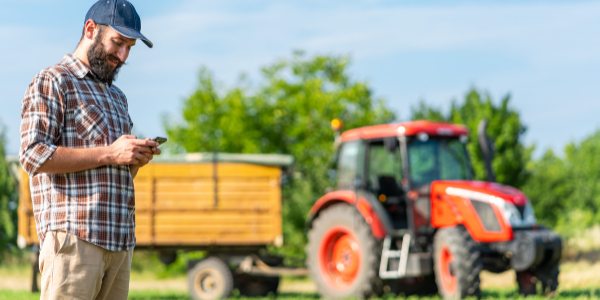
xmin=0 ymin=261 xmax=598 ymax=293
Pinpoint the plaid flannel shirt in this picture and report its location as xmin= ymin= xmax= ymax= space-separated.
xmin=19 ymin=54 xmax=136 ymax=251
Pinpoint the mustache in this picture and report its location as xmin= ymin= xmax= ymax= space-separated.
xmin=107 ymin=54 xmax=126 ymax=68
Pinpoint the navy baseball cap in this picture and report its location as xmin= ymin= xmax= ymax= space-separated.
xmin=85 ymin=0 xmax=153 ymax=48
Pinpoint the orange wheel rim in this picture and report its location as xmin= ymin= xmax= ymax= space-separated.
xmin=318 ymin=226 xmax=362 ymax=290
xmin=440 ymin=245 xmax=457 ymax=295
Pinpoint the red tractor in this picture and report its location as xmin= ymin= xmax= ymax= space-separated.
xmin=306 ymin=120 xmax=562 ymax=299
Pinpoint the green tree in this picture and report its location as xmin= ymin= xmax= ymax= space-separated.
xmin=0 ymin=125 xmax=17 ymax=258
xmin=164 ymin=52 xmax=395 ymax=263
xmin=410 ymin=89 xmax=532 ymax=188
xmin=523 ymin=131 xmax=600 ymax=230
xmin=520 ymin=150 xmax=570 ymax=228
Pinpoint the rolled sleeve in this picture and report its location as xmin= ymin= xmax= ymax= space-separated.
xmin=19 ymin=73 xmax=64 ymax=176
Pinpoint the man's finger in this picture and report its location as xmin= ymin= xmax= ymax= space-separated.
xmin=134 ymin=146 xmax=153 ymax=154
xmin=130 ymin=139 xmax=159 ymax=147
xmin=120 ymin=135 xmax=137 ymax=140
xmin=152 ymin=148 xmax=161 ymax=155
xmin=133 ymin=153 xmax=148 ymax=163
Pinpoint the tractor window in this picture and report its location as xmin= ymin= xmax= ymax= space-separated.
xmin=409 ymin=138 xmax=471 ymax=188
xmin=367 ymin=143 xmax=403 ymax=194
xmin=440 ymin=139 xmax=471 ymax=181
xmin=337 ymin=141 xmax=360 ymax=190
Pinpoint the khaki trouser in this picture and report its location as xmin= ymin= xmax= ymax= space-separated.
xmin=39 ymin=231 xmax=133 ymax=300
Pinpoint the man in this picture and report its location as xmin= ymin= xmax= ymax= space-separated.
xmin=19 ymin=1 xmax=159 ymax=299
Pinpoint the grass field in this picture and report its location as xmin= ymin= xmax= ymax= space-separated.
xmin=1 ymin=289 xmax=600 ymax=300
xmin=2 ymin=249 xmax=600 ymax=299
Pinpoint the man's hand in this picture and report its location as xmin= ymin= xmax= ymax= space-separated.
xmin=128 ymin=138 xmax=162 ymax=178
xmin=108 ymin=135 xmax=159 ymax=165
xmin=130 ymin=138 xmax=161 ymax=168
xmin=35 ymin=136 xmax=160 ymax=175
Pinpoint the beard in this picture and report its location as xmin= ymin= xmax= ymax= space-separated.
xmin=87 ymin=37 xmax=125 ymax=84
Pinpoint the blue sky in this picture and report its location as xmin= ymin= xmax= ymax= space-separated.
xmin=1 ymin=0 xmax=599 ymax=157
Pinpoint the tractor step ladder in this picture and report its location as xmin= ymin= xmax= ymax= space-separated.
xmin=379 ymin=234 xmax=411 ymax=279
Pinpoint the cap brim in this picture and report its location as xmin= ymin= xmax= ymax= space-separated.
xmin=110 ymin=25 xmax=153 ymax=48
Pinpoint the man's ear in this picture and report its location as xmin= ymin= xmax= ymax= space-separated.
xmin=83 ymin=20 xmax=99 ymax=42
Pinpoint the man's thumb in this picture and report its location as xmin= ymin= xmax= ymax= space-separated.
xmin=121 ymin=135 xmax=137 ymax=140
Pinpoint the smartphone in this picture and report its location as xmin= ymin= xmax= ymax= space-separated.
xmin=152 ymin=136 xmax=167 ymax=146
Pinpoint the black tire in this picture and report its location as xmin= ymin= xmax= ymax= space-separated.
xmin=390 ymin=275 xmax=438 ymax=296
xmin=188 ymin=257 xmax=234 ymax=300
xmin=538 ymin=263 xmax=559 ymax=296
xmin=433 ymin=226 xmax=482 ymax=299
xmin=306 ymin=203 xmax=383 ymax=299
xmin=235 ymin=275 xmax=280 ymax=297
xmin=516 ymin=271 xmax=537 ymax=296
xmin=516 ymin=263 xmax=559 ymax=297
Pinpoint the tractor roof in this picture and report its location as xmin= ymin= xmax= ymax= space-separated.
xmin=340 ymin=120 xmax=470 ymax=142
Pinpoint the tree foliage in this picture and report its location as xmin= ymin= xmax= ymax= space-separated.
xmin=522 ymin=131 xmax=600 ymax=230
xmin=0 ymin=125 xmax=17 ymax=258
xmin=410 ymin=89 xmax=532 ymax=188
xmin=164 ymin=52 xmax=395 ymax=262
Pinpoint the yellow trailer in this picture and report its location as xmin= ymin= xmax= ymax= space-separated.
xmin=14 ymin=153 xmax=297 ymax=300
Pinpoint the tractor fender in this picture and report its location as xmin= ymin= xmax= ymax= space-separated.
xmin=308 ymin=190 xmax=391 ymax=239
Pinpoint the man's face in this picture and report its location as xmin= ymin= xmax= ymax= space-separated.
xmin=87 ymin=26 xmax=136 ymax=84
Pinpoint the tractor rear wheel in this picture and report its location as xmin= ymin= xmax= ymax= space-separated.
xmin=433 ymin=226 xmax=482 ymax=299
xmin=307 ymin=203 xmax=383 ymax=299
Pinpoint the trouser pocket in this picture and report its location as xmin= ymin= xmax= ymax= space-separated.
xmin=52 ymin=231 xmax=68 ymax=255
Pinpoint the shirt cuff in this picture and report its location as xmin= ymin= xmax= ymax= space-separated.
xmin=21 ymin=143 xmax=58 ymax=176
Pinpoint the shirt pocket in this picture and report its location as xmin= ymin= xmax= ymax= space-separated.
xmin=74 ymin=105 xmax=108 ymax=142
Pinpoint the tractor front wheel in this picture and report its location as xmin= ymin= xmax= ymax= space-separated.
xmin=433 ymin=226 xmax=482 ymax=299
xmin=307 ymin=203 xmax=383 ymax=299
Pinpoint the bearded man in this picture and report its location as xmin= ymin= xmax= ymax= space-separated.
xmin=19 ymin=1 xmax=159 ymax=299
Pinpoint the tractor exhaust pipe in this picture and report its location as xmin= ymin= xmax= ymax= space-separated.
xmin=477 ymin=119 xmax=496 ymax=182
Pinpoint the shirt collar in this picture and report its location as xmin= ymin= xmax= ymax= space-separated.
xmin=62 ymin=54 xmax=91 ymax=80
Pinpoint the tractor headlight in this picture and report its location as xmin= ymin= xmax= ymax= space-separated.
xmin=522 ymin=201 xmax=537 ymax=225
xmin=491 ymin=197 xmax=536 ymax=228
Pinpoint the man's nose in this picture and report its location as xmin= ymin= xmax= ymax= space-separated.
xmin=116 ymin=47 xmax=128 ymax=63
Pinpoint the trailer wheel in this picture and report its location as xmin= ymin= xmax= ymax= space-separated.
xmin=307 ymin=203 xmax=383 ymax=299
xmin=433 ymin=226 xmax=482 ymax=299
xmin=188 ymin=257 xmax=234 ymax=300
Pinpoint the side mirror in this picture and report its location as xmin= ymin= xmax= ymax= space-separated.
xmin=477 ymin=119 xmax=496 ymax=182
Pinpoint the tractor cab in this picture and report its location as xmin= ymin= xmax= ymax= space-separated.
xmin=306 ymin=120 xmax=562 ymax=300
xmin=334 ymin=121 xmax=473 ymax=237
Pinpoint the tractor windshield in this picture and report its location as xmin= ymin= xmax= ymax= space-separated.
xmin=408 ymin=137 xmax=472 ymax=188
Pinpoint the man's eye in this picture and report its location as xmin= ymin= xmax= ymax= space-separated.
xmin=113 ymin=40 xmax=122 ymax=45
